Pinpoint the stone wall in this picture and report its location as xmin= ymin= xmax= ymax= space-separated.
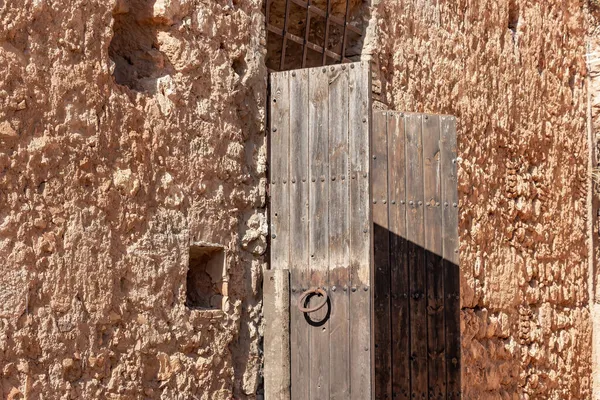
xmin=1 ymin=0 xmax=597 ymax=398
xmin=585 ymin=6 xmax=600 ymax=398
xmin=0 ymin=0 xmax=267 ymax=398
xmin=374 ymin=0 xmax=592 ymax=398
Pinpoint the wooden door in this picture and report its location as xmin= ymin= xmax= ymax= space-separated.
xmin=372 ymin=111 xmax=461 ymax=400
xmin=269 ymin=61 xmax=373 ymax=400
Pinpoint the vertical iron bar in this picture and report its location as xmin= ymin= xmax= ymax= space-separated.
xmin=265 ymin=0 xmax=271 ymax=30
xmin=340 ymin=0 xmax=351 ymax=61
xmin=322 ymin=0 xmax=331 ymax=65
xmin=301 ymin=1 xmax=312 ymax=68
xmin=280 ymin=0 xmax=292 ymax=71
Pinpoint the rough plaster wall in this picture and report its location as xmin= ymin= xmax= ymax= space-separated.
xmin=0 ymin=0 xmax=267 ymax=398
xmin=375 ymin=1 xmax=591 ymax=398
xmin=586 ymin=7 xmax=600 ymax=398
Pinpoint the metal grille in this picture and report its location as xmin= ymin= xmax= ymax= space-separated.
xmin=265 ymin=0 xmax=363 ymax=71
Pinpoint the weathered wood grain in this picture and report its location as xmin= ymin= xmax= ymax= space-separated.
xmin=269 ymin=62 xmax=374 ymax=400
xmin=372 ymin=111 xmax=391 ymax=399
xmin=270 ymin=71 xmax=290 ymax=270
xmin=328 ymin=65 xmax=350 ymax=400
xmin=405 ymin=113 xmax=427 ymax=399
xmin=441 ymin=116 xmax=461 ymax=399
xmin=422 ymin=114 xmax=445 ymax=399
xmin=348 ymin=61 xmax=372 ymax=400
xmin=308 ymin=66 xmax=330 ymax=400
xmin=387 ymin=112 xmax=410 ymax=400
xmin=289 ymin=68 xmax=310 ymax=400
xmin=264 ymin=269 xmax=291 ymax=400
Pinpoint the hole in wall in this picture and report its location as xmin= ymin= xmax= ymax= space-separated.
xmin=232 ymin=57 xmax=247 ymax=77
xmin=186 ymin=244 xmax=228 ymax=310
xmin=537 ymin=56 xmax=545 ymax=75
xmin=508 ymin=0 xmax=519 ymax=36
xmin=108 ymin=0 xmax=173 ymax=92
xmin=569 ymin=74 xmax=576 ymax=91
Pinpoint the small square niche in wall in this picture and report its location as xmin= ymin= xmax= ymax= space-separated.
xmin=185 ymin=244 xmax=228 ymax=310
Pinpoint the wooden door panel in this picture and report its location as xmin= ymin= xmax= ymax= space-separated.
xmin=269 ymin=61 xmax=373 ymax=400
xmin=372 ymin=111 xmax=461 ymax=400
xmin=267 ymin=67 xmax=460 ymax=400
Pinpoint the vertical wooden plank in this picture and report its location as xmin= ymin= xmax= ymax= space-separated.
xmin=289 ymin=69 xmax=310 ymax=400
xmin=388 ymin=112 xmax=410 ymax=400
xmin=349 ymin=61 xmax=372 ymax=400
xmin=270 ymin=71 xmax=290 ymax=270
xmin=269 ymin=72 xmax=291 ymax=398
xmin=264 ymin=269 xmax=291 ymax=400
xmin=373 ymin=111 xmax=391 ymax=399
xmin=405 ymin=113 xmax=427 ymax=399
xmin=441 ymin=116 xmax=461 ymax=399
xmin=328 ymin=65 xmax=350 ymax=400
xmin=422 ymin=115 xmax=445 ymax=399
xmin=308 ymin=66 xmax=330 ymax=400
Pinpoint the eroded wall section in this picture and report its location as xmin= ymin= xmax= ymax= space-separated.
xmin=0 ymin=0 xmax=267 ymax=398
xmin=375 ymin=1 xmax=591 ymax=398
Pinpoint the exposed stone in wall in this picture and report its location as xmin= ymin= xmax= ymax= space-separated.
xmin=375 ymin=0 xmax=591 ymax=398
xmin=109 ymin=0 xmax=176 ymax=92
xmin=0 ymin=0 xmax=267 ymax=398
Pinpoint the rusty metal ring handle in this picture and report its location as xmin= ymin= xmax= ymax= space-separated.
xmin=297 ymin=288 xmax=328 ymax=314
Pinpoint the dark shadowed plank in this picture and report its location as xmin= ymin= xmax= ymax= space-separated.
xmin=422 ymin=115 xmax=446 ymax=399
xmin=387 ymin=112 xmax=410 ymax=399
xmin=288 ymin=68 xmax=310 ymax=400
xmin=405 ymin=113 xmax=427 ymax=399
xmin=270 ymin=71 xmax=290 ymax=270
xmin=348 ymin=61 xmax=372 ymax=400
xmin=308 ymin=66 xmax=330 ymax=400
xmin=372 ymin=111 xmax=391 ymax=399
xmin=328 ymin=65 xmax=351 ymax=400
xmin=441 ymin=116 xmax=461 ymax=399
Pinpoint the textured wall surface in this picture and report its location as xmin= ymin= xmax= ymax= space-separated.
xmin=375 ymin=0 xmax=592 ymax=398
xmin=0 ymin=0 xmax=597 ymax=398
xmin=0 ymin=0 xmax=267 ymax=398
xmin=586 ymin=9 xmax=600 ymax=398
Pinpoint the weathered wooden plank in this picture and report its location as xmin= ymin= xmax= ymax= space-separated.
xmin=264 ymin=269 xmax=291 ymax=400
xmin=441 ymin=116 xmax=460 ymax=399
xmin=422 ymin=114 xmax=446 ymax=399
xmin=372 ymin=111 xmax=391 ymax=400
xmin=270 ymin=71 xmax=290 ymax=270
xmin=440 ymin=117 xmax=459 ymax=278
xmin=387 ymin=112 xmax=410 ymax=400
xmin=308 ymin=66 xmax=330 ymax=400
xmin=348 ymin=61 xmax=372 ymax=400
xmin=328 ymin=65 xmax=350 ymax=400
xmin=288 ymin=68 xmax=310 ymax=400
xmin=405 ymin=113 xmax=427 ymax=399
